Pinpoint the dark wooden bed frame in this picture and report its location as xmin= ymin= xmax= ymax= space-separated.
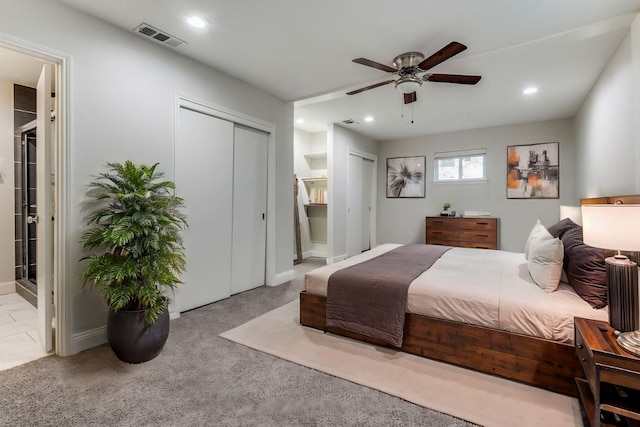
xmin=299 ymin=195 xmax=640 ymax=398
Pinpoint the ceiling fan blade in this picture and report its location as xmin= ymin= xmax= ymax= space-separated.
xmin=417 ymin=42 xmax=467 ymax=71
xmin=346 ymin=79 xmax=395 ymax=95
xmin=426 ymin=74 xmax=482 ymax=85
xmin=352 ymin=58 xmax=398 ymax=73
xmin=404 ymin=92 xmax=417 ymax=104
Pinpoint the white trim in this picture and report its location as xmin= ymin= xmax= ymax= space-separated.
xmin=0 ymin=32 xmax=71 ymax=356
xmin=174 ymin=94 xmax=277 ymax=294
xmin=0 ymin=281 xmax=16 ymax=295
xmin=309 ymin=250 xmax=327 ymax=258
xmin=70 ymin=326 xmax=107 ymax=355
xmin=327 ymin=253 xmax=348 ymax=264
xmin=271 ymin=269 xmax=294 ymax=286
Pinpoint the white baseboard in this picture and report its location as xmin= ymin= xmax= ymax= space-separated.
xmin=327 ymin=253 xmax=347 ymax=265
xmin=0 ymin=281 xmax=16 ymax=296
xmin=308 ymin=250 xmax=327 ymax=258
xmin=70 ymin=325 xmax=107 ymax=355
xmin=302 ymin=250 xmax=314 ymax=259
xmin=269 ymin=269 xmax=294 ymax=286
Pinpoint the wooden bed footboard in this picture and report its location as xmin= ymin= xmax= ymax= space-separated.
xmin=300 ymin=291 xmax=582 ymax=397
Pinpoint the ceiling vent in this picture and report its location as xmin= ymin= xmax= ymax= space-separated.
xmin=342 ymin=119 xmax=359 ymax=125
xmin=133 ymin=23 xmax=187 ymax=48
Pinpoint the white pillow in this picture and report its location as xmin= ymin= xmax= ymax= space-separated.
xmin=528 ymin=236 xmax=564 ymax=292
xmin=524 ymin=220 xmax=548 ymax=260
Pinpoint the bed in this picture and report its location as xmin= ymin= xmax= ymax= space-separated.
xmin=299 ymin=195 xmax=640 ymax=397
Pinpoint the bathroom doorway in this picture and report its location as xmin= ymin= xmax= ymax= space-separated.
xmin=0 ymin=43 xmax=62 ymax=369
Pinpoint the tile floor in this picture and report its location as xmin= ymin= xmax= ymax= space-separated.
xmin=0 ymin=292 xmax=50 ymax=371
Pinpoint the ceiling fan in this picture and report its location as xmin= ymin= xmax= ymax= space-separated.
xmin=347 ymin=41 xmax=481 ymax=104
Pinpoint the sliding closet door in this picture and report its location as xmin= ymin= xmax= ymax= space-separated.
xmin=346 ymin=153 xmax=363 ymax=257
xmin=347 ymin=154 xmax=375 ymax=257
xmin=361 ymin=158 xmax=374 ymax=251
xmin=176 ymin=108 xmax=234 ymax=312
xmin=231 ymin=125 xmax=268 ymax=294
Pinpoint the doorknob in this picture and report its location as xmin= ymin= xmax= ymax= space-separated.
xmin=27 ymin=215 xmax=39 ymax=224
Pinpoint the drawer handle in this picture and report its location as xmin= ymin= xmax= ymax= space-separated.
xmin=476 ymin=234 xmax=489 ymax=237
xmin=476 ymin=222 xmax=489 ymax=225
xmin=581 ymin=357 xmax=587 ymax=362
xmin=433 ymin=231 xmax=442 ymax=234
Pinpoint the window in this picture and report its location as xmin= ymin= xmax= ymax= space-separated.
xmin=434 ymin=149 xmax=486 ymax=182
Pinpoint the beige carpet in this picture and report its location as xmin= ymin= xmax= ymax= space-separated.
xmin=221 ymin=299 xmax=584 ymax=427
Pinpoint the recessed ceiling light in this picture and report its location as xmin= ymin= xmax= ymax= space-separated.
xmin=186 ymin=16 xmax=208 ymax=28
xmin=364 ymin=116 xmax=374 ymax=122
xmin=522 ymin=87 xmax=538 ymax=95
xmin=296 ymin=119 xmax=304 ymax=124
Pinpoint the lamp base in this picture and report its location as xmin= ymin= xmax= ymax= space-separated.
xmin=605 ymin=257 xmax=639 ymax=332
xmin=617 ymin=330 xmax=640 ymax=357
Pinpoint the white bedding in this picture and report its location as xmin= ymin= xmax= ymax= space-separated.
xmin=304 ymin=244 xmax=608 ymax=343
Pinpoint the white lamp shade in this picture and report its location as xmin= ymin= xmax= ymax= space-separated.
xmin=582 ymin=204 xmax=640 ymax=251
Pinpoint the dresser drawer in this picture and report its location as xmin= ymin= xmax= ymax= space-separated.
xmin=426 ymin=228 xmax=459 ymax=241
xmin=426 ymin=217 xmax=459 ymax=229
xmin=575 ymin=325 xmax=596 ymax=394
xmin=426 ymin=238 xmax=459 ymax=247
xmin=459 ymin=218 xmax=498 ymax=231
xmin=459 ymin=229 xmax=497 ymax=244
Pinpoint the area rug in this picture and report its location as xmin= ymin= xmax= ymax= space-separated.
xmin=220 ymin=299 xmax=583 ymax=427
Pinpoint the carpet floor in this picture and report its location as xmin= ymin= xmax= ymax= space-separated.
xmin=221 ymin=300 xmax=583 ymax=427
xmin=0 ymin=258 xmax=476 ymax=426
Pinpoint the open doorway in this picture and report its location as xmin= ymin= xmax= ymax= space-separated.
xmin=0 ymin=45 xmax=59 ymax=370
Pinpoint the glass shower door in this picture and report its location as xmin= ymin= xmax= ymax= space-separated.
xmin=21 ymin=126 xmax=37 ymax=289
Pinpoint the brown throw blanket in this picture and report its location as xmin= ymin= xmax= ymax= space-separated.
xmin=326 ymin=244 xmax=451 ymax=347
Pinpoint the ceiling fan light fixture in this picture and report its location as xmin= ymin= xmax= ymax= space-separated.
xmin=395 ymin=75 xmax=422 ymax=94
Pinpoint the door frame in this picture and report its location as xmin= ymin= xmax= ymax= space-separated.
xmin=0 ymin=34 xmax=70 ymax=355
xmin=347 ymin=148 xmax=377 ymax=252
xmin=174 ymin=94 xmax=277 ymax=315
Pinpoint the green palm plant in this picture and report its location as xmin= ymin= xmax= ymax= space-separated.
xmin=80 ymin=161 xmax=187 ymax=324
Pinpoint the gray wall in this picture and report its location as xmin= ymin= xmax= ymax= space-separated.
xmin=575 ymin=21 xmax=640 ymax=196
xmin=0 ymin=0 xmax=293 ymax=355
xmin=377 ymin=119 xmax=576 ymax=252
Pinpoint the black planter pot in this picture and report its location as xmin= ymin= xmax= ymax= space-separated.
xmin=107 ymin=306 xmax=170 ymax=364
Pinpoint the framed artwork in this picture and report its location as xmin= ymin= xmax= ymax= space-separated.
xmin=386 ymin=156 xmax=425 ymax=198
xmin=507 ymin=142 xmax=559 ymax=199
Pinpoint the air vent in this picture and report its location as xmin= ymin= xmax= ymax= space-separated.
xmin=342 ymin=119 xmax=359 ymax=125
xmin=133 ymin=23 xmax=187 ymax=48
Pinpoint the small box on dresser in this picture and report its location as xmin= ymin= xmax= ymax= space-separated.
xmin=574 ymin=317 xmax=640 ymax=427
xmin=425 ymin=216 xmax=499 ymax=250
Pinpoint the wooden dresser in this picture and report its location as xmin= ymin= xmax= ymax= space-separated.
xmin=425 ymin=216 xmax=499 ymax=250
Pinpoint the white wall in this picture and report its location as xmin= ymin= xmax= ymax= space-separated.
xmin=328 ymin=123 xmax=378 ymax=261
xmin=293 ymin=129 xmax=313 ymax=179
xmin=0 ymin=0 xmax=293 ymax=354
xmin=377 ymin=119 xmax=576 ymax=252
xmin=575 ymin=25 xmax=640 ymax=197
xmin=0 ymin=81 xmax=14 ymax=283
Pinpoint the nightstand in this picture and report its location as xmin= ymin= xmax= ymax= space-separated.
xmin=574 ymin=317 xmax=640 ymax=426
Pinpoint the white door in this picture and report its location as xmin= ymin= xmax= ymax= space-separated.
xmin=231 ymin=125 xmax=268 ymax=294
xmin=361 ymin=158 xmax=374 ymax=251
xmin=36 ymin=64 xmax=54 ymax=352
xmin=346 ymin=153 xmax=363 ymax=257
xmin=176 ymin=108 xmax=234 ymax=311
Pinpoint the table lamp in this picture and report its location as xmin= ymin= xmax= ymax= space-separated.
xmin=582 ymin=204 xmax=640 ymax=356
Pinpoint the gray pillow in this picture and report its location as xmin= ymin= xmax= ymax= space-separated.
xmin=560 ymin=226 xmax=613 ymax=309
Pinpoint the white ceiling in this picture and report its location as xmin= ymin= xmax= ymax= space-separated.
xmin=32 ymin=1 xmax=640 ymax=139
xmin=0 ymin=48 xmax=46 ymax=88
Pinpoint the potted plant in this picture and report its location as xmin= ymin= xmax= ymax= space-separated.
xmin=80 ymin=161 xmax=187 ymax=363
